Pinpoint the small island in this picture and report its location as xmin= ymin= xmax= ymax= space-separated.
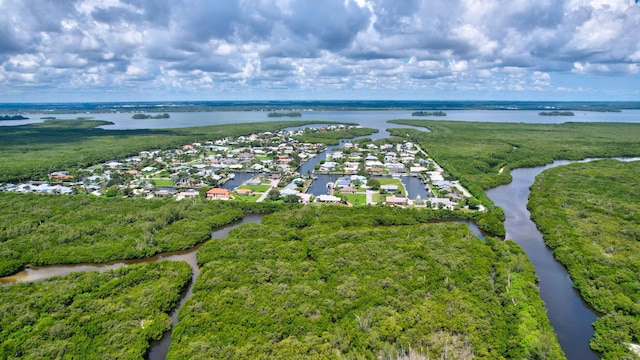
xmin=0 ymin=115 xmax=29 ymax=121
xmin=538 ymin=111 xmax=574 ymax=116
xmin=131 ymin=113 xmax=170 ymax=119
xmin=267 ymin=111 xmax=302 ymax=118
xmin=411 ymin=111 xmax=447 ymax=117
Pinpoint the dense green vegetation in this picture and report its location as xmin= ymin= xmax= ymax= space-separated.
xmin=168 ymin=206 xmax=564 ymax=359
xmin=0 ymin=119 xmax=343 ymax=182
xmin=293 ymin=127 xmax=379 ymax=145
xmin=131 ymin=113 xmax=170 ymax=119
xmin=388 ymin=120 xmax=640 ymax=192
xmin=268 ymin=112 xmax=302 ymax=118
xmin=388 ymin=120 xmax=640 ymax=236
xmin=0 ymin=193 xmax=299 ymax=277
xmin=528 ymin=160 xmax=640 ymax=359
xmin=0 ymin=115 xmax=29 ymax=120
xmin=0 ymin=261 xmax=192 ymax=359
xmin=411 ymin=111 xmax=447 ymax=116
xmin=538 ymin=111 xmax=574 ymax=116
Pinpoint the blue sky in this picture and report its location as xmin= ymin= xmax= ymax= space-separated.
xmin=0 ymin=0 xmax=639 ymax=102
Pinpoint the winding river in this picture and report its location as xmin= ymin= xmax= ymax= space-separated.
xmin=488 ymin=161 xmax=600 ymax=360
xmin=487 ymin=157 xmax=640 ymax=360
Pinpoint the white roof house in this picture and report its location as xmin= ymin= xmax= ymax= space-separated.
xmin=316 ymin=195 xmax=342 ymax=203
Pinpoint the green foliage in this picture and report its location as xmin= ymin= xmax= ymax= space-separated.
xmin=293 ymin=127 xmax=379 ymax=145
xmin=266 ymin=189 xmax=281 ymax=201
xmin=0 ymin=261 xmax=192 ymax=359
xmin=169 ymin=206 xmax=564 ymax=359
xmin=528 ymin=160 xmax=640 ymax=358
xmin=0 ymin=119 xmax=334 ymax=182
xmin=0 ymin=193 xmax=246 ymax=276
xmin=132 ymin=113 xmax=170 ymax=119
xmin=388 ymin=120 xmax=640 ymax=237
xmin=0 ymin=115 xmax=29 ymax=120
xmin=412 ymin=111 xmax=446 ymax=116
xmin=267 ymin=112 xmax=302 ymax=117
xmin=367 ymin=178 xmax=381 ymax=190
xmin=538 ymin=111 xmax=574 ymax=116
xmin=388 ymin=120 xmax=640 ymax=192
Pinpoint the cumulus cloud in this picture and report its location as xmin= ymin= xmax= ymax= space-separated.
xmin=0 ymin=0 xmax=638 ymax=101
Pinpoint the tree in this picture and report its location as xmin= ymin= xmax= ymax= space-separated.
xmin=368 ymin=178 xmax=381 ymax=191
xmin=283 ymin=194 xmax=300 ymax=203
xmin=267 ymin=189 xmax=281 ymax=201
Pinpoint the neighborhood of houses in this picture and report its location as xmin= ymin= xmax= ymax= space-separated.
xmin=0 ymin=125 xmax=480 ymax=210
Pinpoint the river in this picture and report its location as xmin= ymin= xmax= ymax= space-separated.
xmin=486 ymin=157 xmax=640 ymax=360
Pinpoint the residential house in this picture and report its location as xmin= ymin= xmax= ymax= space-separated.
xmin=340 ymin=186 xmax=358 ymax=194
xmin=320 ymin=161 xmax=338 ymax=172
xmin=176 ymin=189 xmax=200 ymax=200
xmin=206 ymin=188 xmax=232 ymax=200
xmin=381 ymin=184 xmax=398 ymax=193
xmin=236 ymin=188 xmax=254 ymax=196
xmin=386 ymin=196 xmax=408 ymax=206
xmin=316 ymin=195 xmax=342 ymax=203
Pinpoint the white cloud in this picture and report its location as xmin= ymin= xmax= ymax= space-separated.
xmin=0 ymin=0 xmax=638 ymax=101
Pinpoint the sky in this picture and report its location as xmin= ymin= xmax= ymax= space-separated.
xmin=0 ymin=0 xmax=639 ymax=102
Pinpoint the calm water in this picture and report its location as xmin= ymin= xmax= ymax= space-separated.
xmin=221 ymin=172 xmax=255 ymax=191
xmin=400 ymin=175 xmax=429 ymax=200
xmin=3 ymin=109 xmax=639 ymax=130
xmin=487 ymin=161 xmax=599 ymax=360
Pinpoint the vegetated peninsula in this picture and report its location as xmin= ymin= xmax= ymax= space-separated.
xmin=0 ymin=193 xmax=250 ymax=276
xmin=0 ymin=261 xmax=192 ymax=359
xmin=267 ymin=111 xmax=302 ymax=118
xmin=387 ymin=120 xmax=640 ymax=191
xmin=0 ymin=115 xmax=28 ymax=120
xmin=411 ymin=111 xmax=447 ymax=116
xmin=528 ymin=160 xmax=640 ymax=359
xmin=132 ymin=113 xmax=170 ymax=119
xmin=538 ymin=111 xmax=574 ymax=116
xmin=168 ymin=206 xmax=564 ymax=359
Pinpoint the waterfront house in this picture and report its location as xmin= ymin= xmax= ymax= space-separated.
xmin=386 ymin=195 xmax=408 ymax=206
xmin=206 ymin=188 xmax=232 ymax=200
xmin=381 ymin=184 xmax=398 ymax=193
xmin=236 ymin=188 xmax=254 ymax=196
xmin=316 ymin=195 xmax=342 ymax=203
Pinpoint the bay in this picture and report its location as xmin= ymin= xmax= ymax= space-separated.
xmin=2 ymin=109 xmax=639 ymax=130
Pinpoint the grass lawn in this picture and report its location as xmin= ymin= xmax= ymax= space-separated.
xmin=372 ymin=193 xmax=386 ymax=204
xmin=150 ymin=178 xmax=175 ymax=186
xmin=342 ymin=193 xmax=366 ymax=206
xmin=237 ymin=184 xmax=272 ymax=193
xmin=232 ymin=194 xmax=261 ymax=202
xmin=376 ymin=177 xmax=403 ymax=185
